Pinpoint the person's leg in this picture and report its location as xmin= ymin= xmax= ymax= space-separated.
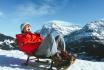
xmin=35 ymin=33 xmax=57 ymax=57
xmin=55 ymin=35 xmax=66 ymax=52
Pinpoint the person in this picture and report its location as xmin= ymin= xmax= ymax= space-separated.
xmin=16 ymin=22 xmax=66 ymax=58
xmin=16 ymin=23 xmax=43 ymax=56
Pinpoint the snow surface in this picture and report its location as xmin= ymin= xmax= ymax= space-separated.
xmin=0 ymin=49 xmax=104 ymax=70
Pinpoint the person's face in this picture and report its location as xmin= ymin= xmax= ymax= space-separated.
xmin=23 ymin=25 xmax=31 ymax=33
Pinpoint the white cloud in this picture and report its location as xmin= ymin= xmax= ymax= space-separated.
xmin=47 ymin=20 xmax=77 ymax=26
xmin=14 ymin=0 xmax=69 ymax=19
xmin=16 ymin=2 xmax=55 ymax=18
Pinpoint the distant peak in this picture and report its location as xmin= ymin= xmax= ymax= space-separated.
xmin=39 ymin=20 xmax=81 ymax=37
xmin=83 ymin=19 xmax=104 ymax=32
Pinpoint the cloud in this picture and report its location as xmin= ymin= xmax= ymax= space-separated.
xmin=15 ymin=0 xmax=69 ymax=18
xmin=47 ymin=20 xmax=76 ymax=25
xmin=16 ymin=2 xmax=55 ymax=18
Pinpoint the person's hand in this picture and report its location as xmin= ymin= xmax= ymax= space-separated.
xmin=34 ymin=32 xmax=40 ymax=36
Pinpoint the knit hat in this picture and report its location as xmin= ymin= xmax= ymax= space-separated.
xmin=20 ymin=22 xmax=31 ymax=31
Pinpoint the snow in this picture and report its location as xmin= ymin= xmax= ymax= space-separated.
xmin=40 ymin=20 xmax=81 ymax=37
xmin=67 ymin=20 xmax=104 ymax=42
xmin=0 ymin=49 xmax=104 ymax=70
xmin=4 ymin=39 xmax=14 ymax=43
xmin=0 ymin=41 xmax=3 ymax=45
xmin=0 ymin=49 xmax=52 ymax=70
xmin=68 ymin=59 xmax=104 ymax=70
xmin=84 ymin=20 xmax=104 ymax=35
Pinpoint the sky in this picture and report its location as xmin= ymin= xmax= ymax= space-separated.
xmin=0 ymin=0 xmax=104 ymax=37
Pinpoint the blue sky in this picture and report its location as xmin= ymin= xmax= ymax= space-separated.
xmin=0 ymin=0 xmax=104 ymax=37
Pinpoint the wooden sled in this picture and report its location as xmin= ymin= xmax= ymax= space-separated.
xmin=24 ymin=50 xmax=77 ymax=70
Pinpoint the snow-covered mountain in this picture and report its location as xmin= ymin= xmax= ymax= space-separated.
xmin=65 ymin=20 xmax=104 ymax=58
xmin=0 ymin=33 xmax=17 ymax=50
xmin=37 ymin=20 xmax=81 ymax=37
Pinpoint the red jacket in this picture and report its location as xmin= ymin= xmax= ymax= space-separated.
xmin=16 ymin=32 xmax=43 ymax=56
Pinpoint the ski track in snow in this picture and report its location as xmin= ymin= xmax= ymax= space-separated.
xmin=0 ymin=49 xmax=104 ymax=70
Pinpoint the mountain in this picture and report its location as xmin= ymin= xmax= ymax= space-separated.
xmin=65 ymin=20 xmax=104 ymax=58
xmin=36 ymin=20 xmax=81 ymax=38
xmin=0 ymin=33 xmax=17 ymax=50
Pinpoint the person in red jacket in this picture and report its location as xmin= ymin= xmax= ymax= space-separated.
xmin=16 ymin=23 xmax=43 ymax=56
xmin=16 ymin=22 xmax=66 ymax=65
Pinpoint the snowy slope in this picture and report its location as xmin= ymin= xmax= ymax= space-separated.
xmin=0 ymin=49 xmax=104 ymax=70
xmin=0 ymin=33 xmax=16 ymax=50
xmin=67 ymin=59 xmax=104 ymax=70
xmin=0 ymin=49 xmax=50 ymax=70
